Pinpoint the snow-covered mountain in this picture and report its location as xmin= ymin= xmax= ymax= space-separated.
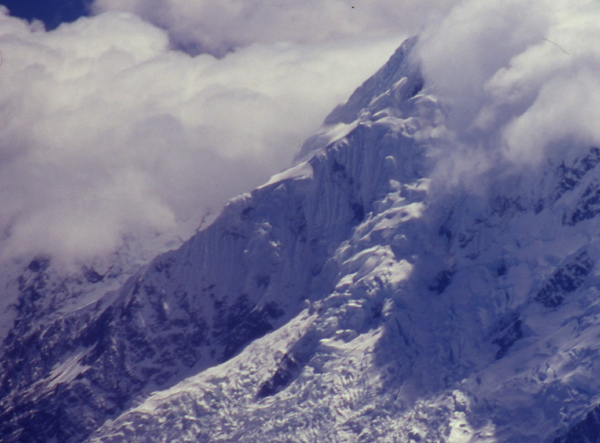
xmin=3 ymin=36 xmax=600 ymax=442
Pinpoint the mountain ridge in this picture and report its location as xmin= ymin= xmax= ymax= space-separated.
xmin=3 ymin=36 xmax=600 ymax=442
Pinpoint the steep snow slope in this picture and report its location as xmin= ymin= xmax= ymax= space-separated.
xmin=57 ymin=37 xmax=599 ymax=442
xmin=0 ymin=37 xmax=425 ymax=443
xmin=4 ymin=36 xmax=600 ymax=443
xmin=86 ymin=39 xmax=600 ymax=443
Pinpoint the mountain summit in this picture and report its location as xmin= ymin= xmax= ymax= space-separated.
xmin=3 ymin=37 xmax=600 ymax=443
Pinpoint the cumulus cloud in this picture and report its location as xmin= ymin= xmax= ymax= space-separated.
xmin=0 ymin=7 xmax=404 ymax=266
xmin=92 ymin=0 xmax=457 ymax=56
xmin=416 ymin=0 xmax=600 ymax=170
xmin=9 ymin=0 xmax=599 ymax=269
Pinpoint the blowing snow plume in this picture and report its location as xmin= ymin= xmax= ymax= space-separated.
xmin=415 ymin=0 xmax=600 ymax=185
xmin=0 ymin=8 xmax=404 ymax=267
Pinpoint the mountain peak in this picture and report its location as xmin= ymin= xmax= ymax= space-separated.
xmin=324 ymin=36 xmax=422 ymax=125
xmin=4 ymin=36 xmax=600 ymax=443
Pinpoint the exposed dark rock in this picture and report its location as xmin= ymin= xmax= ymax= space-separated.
xmin=534 ymin=251 xmax=594 ymax=308
xmin=493 ymin=315 xmax=523 ymax=360
xmin=27 ymin=257 xmax=50 ymax=273
xmin=555 ymin=147 xmax=600 ymax=203
xmin=564 ymin=182 xmax=600 ymax=226
xmin=215 ymin=295 xmax=285 ymax=361
xmin=257 ymin=352 xmax=300 ymax=399
xmin=429 ymin=270 xmax=455 ymax=295
xmin=554 ymin=404 xmax=600 ymax=443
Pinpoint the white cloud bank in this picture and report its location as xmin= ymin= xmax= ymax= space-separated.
xmin=4 ymin=0 xmax=600 ymax=268
xmin=92 ymin=0 xmax=456 ymax=56
xmin=416 ymin=0 xmax=600 ymax=173
xmin=0 ymin=7 xmax=405 ymax=266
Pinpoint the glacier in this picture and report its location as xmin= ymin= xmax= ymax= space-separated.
xmin=3 ymin=36 xmax=600 ymax=442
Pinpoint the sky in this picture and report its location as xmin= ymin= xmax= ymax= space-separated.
xmin=0 ymin=0 xmax=90 ymax=29
xmin=1 ymin=0 xmax=599 ymax=269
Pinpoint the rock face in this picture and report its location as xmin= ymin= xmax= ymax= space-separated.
xmin=555 ymin=405 xmax=600 ymax=443
xmin=3 ymin=36 xmax=600 ymax=442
